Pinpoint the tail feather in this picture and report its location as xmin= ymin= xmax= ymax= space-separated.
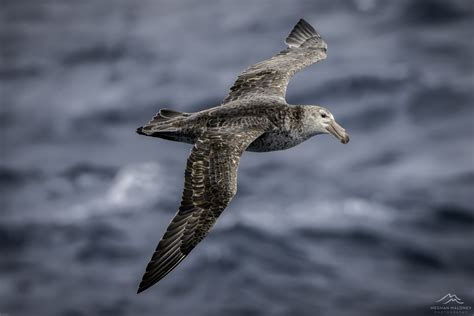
xmin=159 ymin=109 xmax=189 ymax=118
xmin=137 ymin=108 xmax=191 ymax=137
xmin=147 ymin=109 xmax=189 ymax=124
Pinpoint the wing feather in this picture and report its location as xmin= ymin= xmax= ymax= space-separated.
xmin=223 ymin=19 xmax=327 ymax=104
xmin=137 ymin=127 xmax=265 ymax=293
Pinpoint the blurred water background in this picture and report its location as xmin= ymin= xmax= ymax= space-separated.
xmin=1 ymin=0 xmax=474 ymax=315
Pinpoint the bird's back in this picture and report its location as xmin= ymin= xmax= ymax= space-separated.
xmin=137 ymin=98 xmax=292 ymax=146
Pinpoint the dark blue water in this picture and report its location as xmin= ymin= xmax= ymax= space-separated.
xmin=1 ymin=1 xmax=474 ymax=315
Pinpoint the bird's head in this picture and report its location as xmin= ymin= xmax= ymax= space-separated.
xmin=303 ymin=106 xmax=349 ymax=144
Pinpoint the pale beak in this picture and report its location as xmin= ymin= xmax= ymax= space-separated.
xmin=326 ymin=120 xmax=350 ymax=144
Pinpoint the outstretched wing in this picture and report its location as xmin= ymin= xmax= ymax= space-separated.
xmin=137 ymin=127 xmax=265 ymax=293
xmin=223 ymin=19 xmax=327 ymax=104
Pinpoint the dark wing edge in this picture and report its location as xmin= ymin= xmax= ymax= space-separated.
xmin=137 ymin=128 xmax=265 ymax=293
xmin=222 ymin=18 xmax=327 ymax=104
xmin=285 ymin=18 xmax=321 ymax=48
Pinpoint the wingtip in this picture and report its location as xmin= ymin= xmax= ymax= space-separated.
xmin=296 ymin=18 xmax=316 ymax=31
xmin=136 ymin=281 xmax=150 ymax=294
xmin=297 ymin=18 xmax=310 ymax=26
xmin=285 ymin=18 xmax=322 ymax=48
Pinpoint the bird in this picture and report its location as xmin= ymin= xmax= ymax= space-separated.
xmin=135 ymin=18 xmax=349 ymax=293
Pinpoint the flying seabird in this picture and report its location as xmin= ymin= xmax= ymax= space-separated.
xmin=136 ymin=18 xmax=349 ymax=293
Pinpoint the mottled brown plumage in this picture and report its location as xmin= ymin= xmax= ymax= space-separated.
xmin=136 ymin=19 xmax=349 ymax=293
xmin=223 ymin=19 xmax=326 ymax=104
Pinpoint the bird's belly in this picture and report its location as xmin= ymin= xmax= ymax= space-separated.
xmin=246 ymin=131 xmax=304 ymax=152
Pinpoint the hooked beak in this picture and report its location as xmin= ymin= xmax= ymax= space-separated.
xmin=326 ymin=120 xmax=350 ymax=144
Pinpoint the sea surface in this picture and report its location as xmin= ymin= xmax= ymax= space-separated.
xmin=1 ymin=1 xmax=474 ymax=315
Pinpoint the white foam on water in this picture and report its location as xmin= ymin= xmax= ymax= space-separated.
xmin=106 ymin=162 xmax=163 ymax=207
xmin=58 ymin=162 xmax=167 ymax=222
xmin=218 ymin=195 xmax=396 ymax=235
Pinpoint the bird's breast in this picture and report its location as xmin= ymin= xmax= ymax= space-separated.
xmin=246 ymin=130 xmax=306 ymax=152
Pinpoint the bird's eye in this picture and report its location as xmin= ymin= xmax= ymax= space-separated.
xmin=321 ymin=113 xmax=327 ymax=118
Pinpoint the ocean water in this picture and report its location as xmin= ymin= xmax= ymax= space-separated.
xmin=1 ymin=0 xmax=473 ymax=315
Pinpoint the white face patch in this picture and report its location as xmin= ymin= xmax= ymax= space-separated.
xmin=318 ymin=109 xmax=332 ymax=120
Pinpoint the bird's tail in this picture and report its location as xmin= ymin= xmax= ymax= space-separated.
xmin=136 ymin=108 xmax=194 ymax=141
